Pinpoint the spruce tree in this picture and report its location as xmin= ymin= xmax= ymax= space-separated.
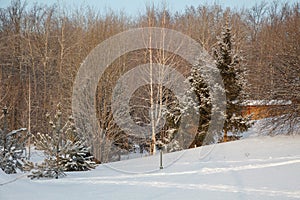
xmin=213 ymin=21 xmax=251 ymax=142
xmin=0 ymin=107 xmax=28 ymax=174
xmin=0 ymin=128 xmax=28 ymax=174
xmin=187 ymin=65 xmax=212 ymax=146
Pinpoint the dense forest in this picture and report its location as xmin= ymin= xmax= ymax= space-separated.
xmin=0 ymin=0 xmax=299 ymax=145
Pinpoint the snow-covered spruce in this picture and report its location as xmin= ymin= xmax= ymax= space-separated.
xmin=60 ymin=140 xmax=95 ymax=172
xmin=24 ymin=104 xmax=96 ymax=179
xmin=0 ymin=128 xmax=28 ymax=174
xmin=213 ymin=20 xmax=252 ymax=142
xmin=186 ymin=63 xmax=213 ymax=146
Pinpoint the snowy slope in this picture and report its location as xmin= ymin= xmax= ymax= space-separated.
xmin=1 ymin=136 xmax=300 ymax=200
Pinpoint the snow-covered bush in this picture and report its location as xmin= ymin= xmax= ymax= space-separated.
xmin=157 ymin=128 xmax=183 ymax=153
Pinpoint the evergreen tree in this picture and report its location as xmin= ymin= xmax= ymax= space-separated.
xmin=0 ymin=128 xmax=28 ymax=174
xmin=187 ymin=63 xmax=212 ymax=146
xmin=157 ymin=94 xmax=183 ymax=153
xmin=0 ymin=107 xmax=28 ymax=174
xmin=213 ymin=21 xmax=251 ymax=142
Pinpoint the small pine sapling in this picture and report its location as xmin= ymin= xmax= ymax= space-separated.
xmin=25 ymin=104 xmax=96 ymax=179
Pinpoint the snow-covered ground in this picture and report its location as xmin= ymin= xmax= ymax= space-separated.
xmin=1 ymin=135 xmax=300 ymax=200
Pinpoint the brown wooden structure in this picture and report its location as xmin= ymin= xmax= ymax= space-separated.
xmin=241 ymin=100 xmax=292 ymax=120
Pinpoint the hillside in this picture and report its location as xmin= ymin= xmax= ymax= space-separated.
xmin=1 ymin=136 xmax=300 ymax=200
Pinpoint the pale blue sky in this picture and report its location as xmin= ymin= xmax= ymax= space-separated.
xmin=0 ymin=0 xmax=299 ymax=16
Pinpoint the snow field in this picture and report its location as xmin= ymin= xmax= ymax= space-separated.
xmin=1 ymin=135 xmax=300 ymax=200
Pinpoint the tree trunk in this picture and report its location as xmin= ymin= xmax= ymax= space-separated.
xmin=223 ymin=129 xmax=228 ymax=142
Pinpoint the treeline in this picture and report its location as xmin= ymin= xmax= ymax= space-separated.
xmin=0 ymin=0 xmax=298 ymax=135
